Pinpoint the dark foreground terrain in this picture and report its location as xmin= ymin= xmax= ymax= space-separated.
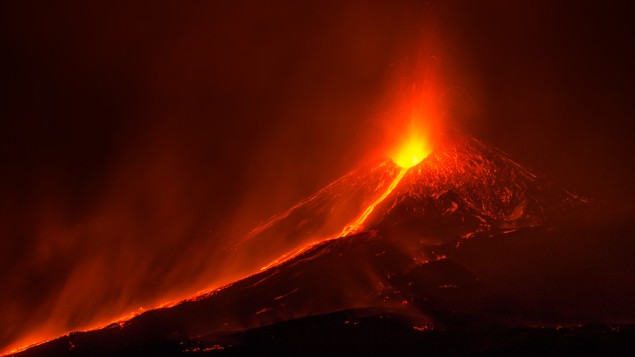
xmin=16 ymin=310 xmax=635 ymax=356
xmin=14 ymin=221 xmax=635 ymax=357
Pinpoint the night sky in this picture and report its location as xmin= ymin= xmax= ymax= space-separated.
xmin=1 ymin=0 xmax=634 ymax=352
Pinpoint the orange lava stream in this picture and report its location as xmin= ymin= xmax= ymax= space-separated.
xmin=339 ymin=167 xmax=407 ymax=237
xmin=257 ymin=166 xmax=409 ymax=272
xmin=6 ymin=163 xmax=414 ymax=356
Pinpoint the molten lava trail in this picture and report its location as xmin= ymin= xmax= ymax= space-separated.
xmin=258 ymin=166 xmax=408 ymax=272
xmin=339 ymin=167 xmax=407 ymax=237
xmin=7 ymin=166 xmax=411 ymax=356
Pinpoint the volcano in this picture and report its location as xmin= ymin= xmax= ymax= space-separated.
xmin=10 ymin=133 xmax=635 ymax=356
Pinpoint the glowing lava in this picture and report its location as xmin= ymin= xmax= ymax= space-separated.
xmin=339 ymin=168 xmax=407 ymax=237
xmin=392 ymin=130 xmax=432 ymax=169
xmin=340 ymin=128 xmax=433 ymax=236
xmin=6 ymin=127 xmax=435 ymax=356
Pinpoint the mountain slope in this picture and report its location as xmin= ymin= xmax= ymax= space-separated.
xmin=15 ymin=134 xmax=623 ymax=357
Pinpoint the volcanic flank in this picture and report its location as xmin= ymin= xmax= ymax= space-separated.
xmin=11 ymin=133 xmax=635 ymax=356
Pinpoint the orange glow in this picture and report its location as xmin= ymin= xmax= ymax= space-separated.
xmin=254 ymin=166 xmax=408 ymax=272
xmin=392 ymin=129 xmax=432 ymax=168
xmin=340 ymin=168 xmax=407 ymax=237
xmin=258 ymin=240 xmax=323 ymax=271
xmin=3 ymin=21 xmax=453 ymax=357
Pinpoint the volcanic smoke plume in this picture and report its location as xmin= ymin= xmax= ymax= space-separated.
xmin=3 ymin=1 xmax=635 ymax=355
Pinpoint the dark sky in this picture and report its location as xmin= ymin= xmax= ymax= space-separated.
xmin=1 ymin=0 xmax=634 ymax=352
xmin=457 ymin=1 xmax=635 ymax=214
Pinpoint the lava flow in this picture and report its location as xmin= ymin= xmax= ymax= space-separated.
xmin=340 ymin=129 xmax=432 ymax=237
xmin=339 ymin=168 xmax=407 ymax=237
xmin=3 ymin=123 xmax=435 ymax=356
xmin=10 ymin=129 xmax=599 ymax=357
xmin=258 ymin=129 xmax=432 ymax=270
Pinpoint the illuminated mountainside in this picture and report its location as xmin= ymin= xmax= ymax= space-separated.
xmin=13 ymin=133 xmax=635 ymax=356
xmin=366 ymin=134 xmax=581 ymax=239
xmin=226 ymin=160 xmax=402 ymax=272
xmin=230 ymin=133 xmax=579 ymax=275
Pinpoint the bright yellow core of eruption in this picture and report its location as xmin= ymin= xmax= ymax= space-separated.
xmin=392 ymin=134 xmax=432 ymax=168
